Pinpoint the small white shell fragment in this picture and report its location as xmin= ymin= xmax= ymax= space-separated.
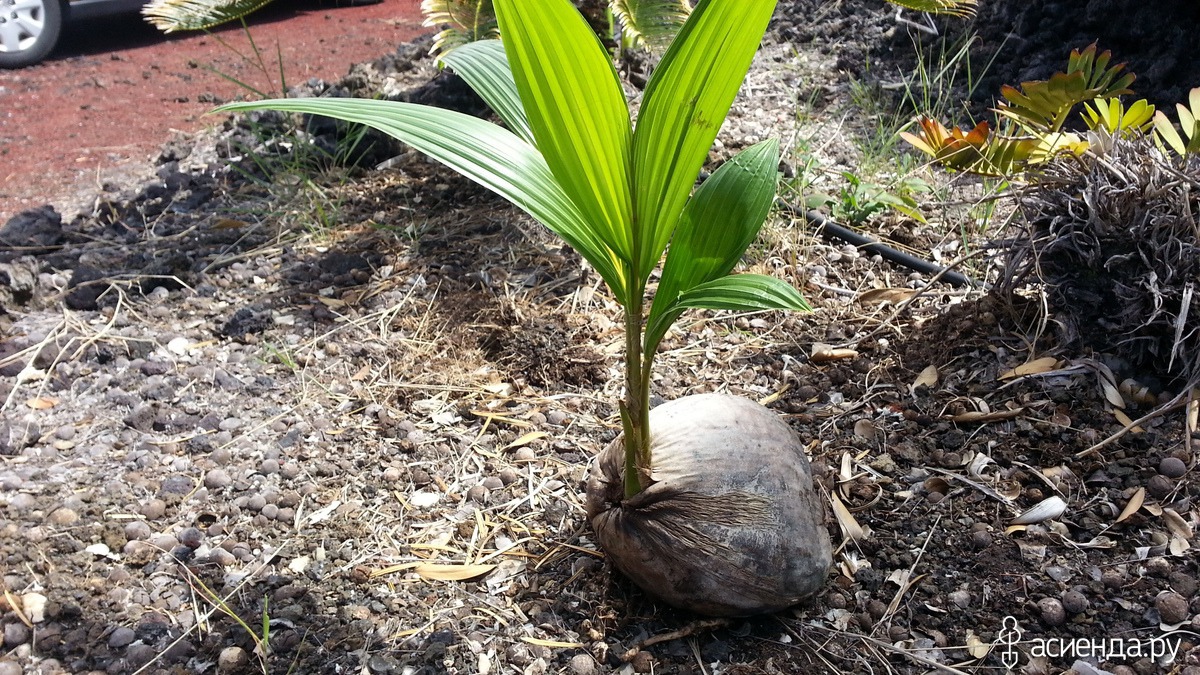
xmin=85 ymin=543 xmax=118 ymax=560
xmin=409 ymin=491 xmax=441 ymax=508
xmin=22 ymin=592 xmax=48 ymax=623
xmin=167 ymin=337 xmax=192 ymax=355
xmin=287 ymin=556 xmax=311 ymax=575
xmin=1011 ymin=496 xmax=1068 ymax=525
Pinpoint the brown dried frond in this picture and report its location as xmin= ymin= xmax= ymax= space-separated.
xmin=997 ymin=136 xmax=1200 ymax=383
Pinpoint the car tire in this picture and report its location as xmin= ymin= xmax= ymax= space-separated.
xmin=0 ymin=0 xmax=63 ymax=68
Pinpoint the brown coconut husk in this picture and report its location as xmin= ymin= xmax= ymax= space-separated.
xmin=585 ymin=393 xmax=832 ymax=616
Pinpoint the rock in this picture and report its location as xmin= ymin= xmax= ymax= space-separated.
xmin=1169 ymin=571 xmax=1197 ymax=598
xmin=1157 ymin=591 xmax=1189 ymax=625
xmin=140 ymin=499 xmax=167 ymax=520
xmin=0 ymin=660 xmax=21 ymax=675
xmin=204 ymin=469 xmax=232 ymax=490
xmin=467 ymin=485 xmax=489 ymax=503
xmin=568 ymin=653 xmax=596 ymax=675
xmin=218 ymin=646 xmax=249 ymax=672
xmin=259 ymin=459 xmax=280 ymax=474
xmin=107 ymin=626 xmax=136 ymax=648
xmin=0 ymin=205 xmax=63 ymax=249
xmin=177 ymin=527 xmax=204 ymax=549
xmin=481 ymin=476 xmax=504 ymax=490
xmin=0 ymin=420 xmax=40 ymax=456
xmin=124 ymin=521 xmax=152 ymax=541
xmin=948 ymin=590 xmax=971 ymax=608
xmin=1062 ymin=589 xmax=1089 ymax=614
xmin=1147 ymin=474 xmax=1174 ymax=498
xmin=3 ymin=621 xmax=30 ymax=647
xmin=1158 ymin=457 xmax=1187 ymax=478
xmin=1038 ymin=597 xmax=1065 ymax=626
xmin=21 ymin=592 xmax=46 ymax=623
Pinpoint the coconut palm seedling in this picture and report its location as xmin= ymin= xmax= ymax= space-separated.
xmin=216 ymin=0 xmax=832 ymax=616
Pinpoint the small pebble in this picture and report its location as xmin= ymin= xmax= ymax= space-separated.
xmin=547 ymin=410 xmax=568 ymax=425
xmin=948 ymin=590 xmax=971 ymax=608
xmin=218 ymin=645 xmax=249 ymax=672
xmin=382 ymin=467 xmax=402 ymax=482
xmin=466 ymin=485 xmax=489 ymax=503
xmin=177 ymin=527 xmax=204 ymax=549
xmin=3 ymin=621 xmax=30 ymax=647
xmin=6 ymin=493 xmax=36 ymax=512
xmin=246 ymin=495 xmax=266 ymax=512
xmin=499 ymin=468 xmax=520 ymax=485
xmin=261 ymin=503 xmax=279 ymax=520
xmin=0 ymin=661 xmax=20 ymax=675
xmin=204 ymin=469 xmax=232 ymax=490
xmin=1159 ymin=457 xmax=1187 ymax=479
xmin=513 ymin=447 xmax=537 ymax=462
xmin=970 ymin=530 xmax=993 ymax=549
xmin=124 ymin=521 xmax=152 ymax=541
xmin=259 ymin=459 xmax=280 ymax=474
xmin=1038 ymin=597 xmax=1065 ymax=626
xmin=1157 ymin=591 xmax=1189 ymax=625
xmin=108 ymin=626 xmax=136 ymax=648
xmin=569 ymin=653 xmax=596 ymax=675
xmin=46 ymin=507 xmax=79 ymax=525
xmin=481 ymin=476 xmax=504 ymax=491
xmin=1168 ymin=571 xmax=1197 ymax=598
xmin=1147 ymin=474 xmax=1174 ymax=498
xmin=281 ymin=462 xmax=301 ymax=479
xmin=1062 ymin=589 xmax=1089 ymax=614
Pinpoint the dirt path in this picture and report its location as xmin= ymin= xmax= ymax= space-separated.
xmin=0 ymin=0 xmax=424 ymax=224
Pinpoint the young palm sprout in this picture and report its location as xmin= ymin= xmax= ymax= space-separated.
xmin=218 ymin=0 xmax=831 ymax=615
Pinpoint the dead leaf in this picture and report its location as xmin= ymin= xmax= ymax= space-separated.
xmin=1116 ymin=488 xmax=1145 ymax=524
xmin=521 ymin=637 xmax=586 ymax=649
xmin=1112 ymin=408 xmax=1144 ymax=433
xmin=213 ymin=218 xmax=248 ymax=230
xmin=857 ymin=288 xmax=916 ymax=305
xmin=504 ymin=431 xmax=548 ymax=450
xmin=949 ymin=408 xmax=1025 ymax=423
xmin=25 ymin=397 xmax=58 ymax=410
xmin=966 ymin=632 xmax=990 ymax=659
xmin=413 ymin=564 xmax=497 ymax=581
xmin=350 ymin=364 xmax=372 ymax=382
xmin=911 ymin=365 xmax=939 ymax=392
xmin=1169 ymin=537 xmax=1191 ymax=556
xmin=830 ymin=491 xmax=866 ymax=542
xmin=811 ymin=343 xmax=858 ymax=363
xmin=1162 ymin=508 xmax=1194 ymax=540
xmin=999 ymin=356 xmax=1059 ymax=380
xmin=853 ymin=419 xmax=877 ymax=440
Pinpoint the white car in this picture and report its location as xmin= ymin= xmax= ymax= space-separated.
xmin=0 ymin=0 xmax=147 ymax=68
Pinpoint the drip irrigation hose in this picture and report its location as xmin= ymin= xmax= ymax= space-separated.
xmin=775 ymin=199 xmax=978 ymax=289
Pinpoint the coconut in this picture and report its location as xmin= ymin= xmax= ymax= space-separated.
xmin=585 ymin=393 xmax=832 ymax=616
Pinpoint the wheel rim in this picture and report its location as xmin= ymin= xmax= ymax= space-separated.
xmin=0 ymin=0 xmax=46 ymax=55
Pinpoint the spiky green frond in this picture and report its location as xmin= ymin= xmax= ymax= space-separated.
xmin=142 ymin=0 xmax=275 ymax=33
xmin=421 ymin=0 xmax=499 ymax=60
xmin=997 ymin=43 xmax=1135 ymax=133
xmin=1153 ymin=87 xmax=1200 ymax=158
xmin=611 ymin=0 xmax=692 ymax=51
xmin=885 ymin=0 xmax=976 ymax=17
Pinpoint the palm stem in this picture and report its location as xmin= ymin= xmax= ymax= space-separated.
xmin=622 ymin=292 xmax=650 ymax=498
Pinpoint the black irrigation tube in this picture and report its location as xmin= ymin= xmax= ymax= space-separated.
xmin=776 ymin=199 xmax=977 ymax=288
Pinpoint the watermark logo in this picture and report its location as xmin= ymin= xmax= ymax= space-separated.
xmin=994 ymin=616 xmax=1185 ymax=671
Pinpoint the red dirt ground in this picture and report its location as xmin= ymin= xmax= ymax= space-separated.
xmin=0 ymin=0 xmax=426 ymax=223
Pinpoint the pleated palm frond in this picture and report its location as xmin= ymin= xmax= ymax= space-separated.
xmin=421 ymin=0 xmax=500 ymax=60
xmin=611 ymin=0 xmax=692 ymax=51
xmin=143 ymin=0 xmax=276 ymax=32
xmin=885 ymin=0 xmax=977 ymax=17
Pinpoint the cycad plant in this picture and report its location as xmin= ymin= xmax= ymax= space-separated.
xmin=217 ymin=0 xmax=832 ymax=615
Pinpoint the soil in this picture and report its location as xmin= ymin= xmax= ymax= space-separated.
xmin=0 ymin=0 xmax=424 ymax=224
xmin=2 ymin=3 xmax=1199 ymax=675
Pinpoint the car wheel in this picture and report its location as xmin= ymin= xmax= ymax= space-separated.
xmin=0 ymin=0 xmax=63 ymax=68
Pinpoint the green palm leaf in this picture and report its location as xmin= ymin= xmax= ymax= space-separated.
xmin=611 ymin=0 xmax=692 ymax=51
xmin=142 ymin=0 xmax=275 ymax=32
xmin=494 ymin=0 xmax=634 ymax=265
xmin=645 ymin=139 xmax=781 ymax=353
xmin=438 ymin=40 xmax=534 ymax=145
xmin=630 ymin=0 xmax=777 ymax=284
xmin=214 ymin=97 xmax=628 ymax=302
xmin=674 ymin=274 xmax=810 ymax=312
